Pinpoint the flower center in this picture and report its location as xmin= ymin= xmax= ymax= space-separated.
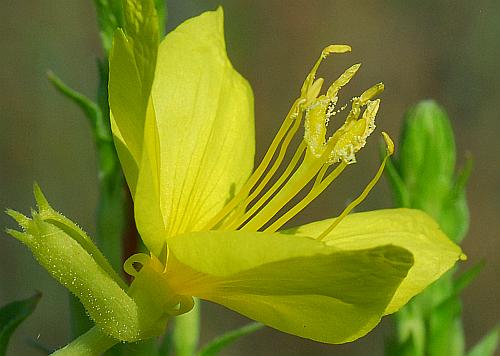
xmin=203 ymin=45 xmax=394 ymax=237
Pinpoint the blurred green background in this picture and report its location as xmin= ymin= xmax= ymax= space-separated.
xmin=1 ymin=1 xmax=498 ymax=355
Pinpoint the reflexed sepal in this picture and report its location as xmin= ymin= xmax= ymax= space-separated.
xmin=124 ymin=253 xmax=195 ymax=340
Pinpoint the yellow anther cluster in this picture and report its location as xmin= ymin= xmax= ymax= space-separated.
xmin=302 ymin=49 xmax=385 ymax=165
xmin=329 ymin=98 xmax=380 ymax=164
xmin=204 ymin=45 xmax=392 ymax=236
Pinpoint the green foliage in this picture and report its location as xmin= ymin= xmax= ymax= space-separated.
xmin=48 ymin=50 xmax=126 ymax=281
xmin=198 ymin=322 xmax=264 ymax=356
xmin=47 ymin=0 xmax=186 ymax=353
xmin=108 ymin=0 xmax=160 ymax=196
xmin=94 ymin=0 xmax=124 ymax=54
xmin=467 ymin=326 xmax=499 ymax=356
xmin=47 ymin=70 xmax=107 ymax=141
xmin=157 ymin=331 xmax=173 ymax=356
xmin=385 ymin=100 xmax=497 ymax=356
xmin=6 ymin=187 xmax=140 ymax=341
xmin=0 ymin=293 xmax=41 ymax=356
xmin=155 ymin=0 xmax=167 ymax=35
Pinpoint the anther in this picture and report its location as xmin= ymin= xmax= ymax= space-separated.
xmin=301 ymin=45 xmax=352 ymax=98
xmin=326 ymin=63 xmax=361 ymax=98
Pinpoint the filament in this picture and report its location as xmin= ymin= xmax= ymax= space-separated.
xmin=265 ymin=162 xmax=348 ymax=233
xmin=202 ymin=98 xmax=304 ymax=230
xmin=316 ymin=133 xmax=394 ymax=241
xmin=221 ymin=142 xmax=306 ymax=230
xmin=203 ymin=44 xmax=387 ymax=239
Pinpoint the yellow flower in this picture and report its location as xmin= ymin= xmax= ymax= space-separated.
xmin=109 ymin=6 xmax=463 ymax=344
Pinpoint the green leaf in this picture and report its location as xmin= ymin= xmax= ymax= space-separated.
xmin=198 ymin=322 xmax=264 ymax=356
xmin=0 ymin=293 xmax=41 ymax=356
xmin=93 ymin=0 xmax=124 ymax=54
xmin=384 ymin=331 xmax=420 ymax=356
xmin=385 ymin=99 xmax=473 ymax=356
xmin=31 ymin=184 xmax=126 ymax=289
xmin=467 ymin=326 xmax=499 ymax=356
xmin=387 ymin=302 xmax=426 ymax=356
xmin=93 ymin=0 xmax=166 ymax=53
xmin=5 ymin=187 xmax=144 ymax=342
xmin=439 ymin=155 xmax=473 ymax=242
xmin=47 ymin=71 xmax=110 ymax=142
xmin=428 ymin=296 xmax=464 ymax=356
xmin=109 ymin=0 xmax=159 ymax=194
xmin=155 ymin=0 xmax=167 ymax=35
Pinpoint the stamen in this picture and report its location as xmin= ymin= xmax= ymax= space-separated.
xmin=304 ymin=97 xmax=331 ymax=157
xmin=326 ymin=63 xmax=361 ymax=98
xmin=344 ymin=83 xmax=384 ymax=125
xmin=300 ymin=45 xmax=352 ymax=99
xmin=328 ymin=99 xmax=381 ymax=164
xmin=304 ymin=64 xmax=361 ymax=160
xmin=313 ymin=165 xmax=329 ymax=188
xmin=316 ymin=133 xmax=395 ymax=241
xmin=235 ymin=110 xmax=304 ymax=215
xmin=204 ymin=45 xmax=350 ymax=231
xmin=202 ymin=98 xmax=304 ymax=230
xmin=205 ymin=45 xmax=386 ymax=236
xmin=239 ymin=116 xmax=348 ymax=232
xmin=264 ymin=162 xmax=348 ymax=233
xmin=240 ymin=156 xmax=325 ymax=231
xmin=360 ymin=83 xmax=385 ymax=105
xmin=221 ymin=142 xmax=306 ymax=231
xmin=307 ymin=78 xmax=324 ymax=104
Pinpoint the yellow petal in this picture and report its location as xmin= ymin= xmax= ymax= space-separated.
xmin=133 ymin=101 xmax=166 ymax=255
xmin=136 ymin=8 xmax=255 ymax=251
xmin=285 ymin=208 xmax=463 ymax=314
xmin=166 ymin=230 xmax=413 ymax=343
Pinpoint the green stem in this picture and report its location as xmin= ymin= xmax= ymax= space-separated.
xmin=52 ymin=327 xmax=118 ymax=356
xmin=68 ymin=60 xmax=131 ymax=340
xmin=173 ymin=299 xmax=201 ymax=356
xmin=95 ymin=141 xmax=127 ymax=274
xmin=94 ymin=59 xmax=129 ymax=275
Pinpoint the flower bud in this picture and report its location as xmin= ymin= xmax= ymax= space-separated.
xmin=386 ymin=100 xmax=470 ymax=242
xmin=6 ymin=184 xmax=188 ymax=342
xmin=6 ymin=185 xmax=141 ymax=341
